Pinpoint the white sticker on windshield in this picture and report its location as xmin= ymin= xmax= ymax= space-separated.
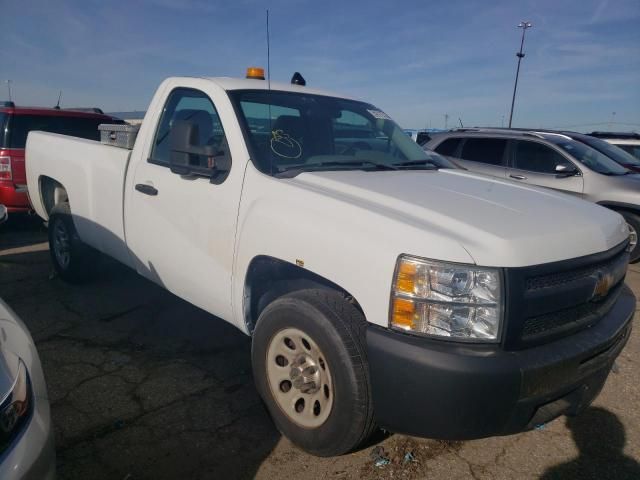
xmin=367 ymin=109 xmax=391 ymax=120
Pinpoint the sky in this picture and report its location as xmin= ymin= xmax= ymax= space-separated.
xmin=1 ymin=0 xmax=639 ymax=131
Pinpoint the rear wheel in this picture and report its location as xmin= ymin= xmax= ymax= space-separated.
xmin=620 ymin=211 xmax=640 ymax=263
xmin=252 ymin=289 xmax=376 ymax=456
xmin=48 ymin=203 xmax=97 ymax=282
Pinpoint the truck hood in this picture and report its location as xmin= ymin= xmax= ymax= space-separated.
xmin=290 ymin=169 xmax=628 ymax=267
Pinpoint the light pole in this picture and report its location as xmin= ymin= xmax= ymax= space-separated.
xmin=508 ymin=21 xmax=532 ymax=128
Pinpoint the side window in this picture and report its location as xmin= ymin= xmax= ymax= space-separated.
xmin=416 ymin=132 xmax=431 ymax=146
xmin=619 ymin=144 xmax=640 ymax=159
xmin=513 ymin=141 xmax=572 ymax=174
xmin=55 ymin=117 xmax=103 ymax=141
xmin=150 ymin=88 xmax=229 ymax=171
xmin=434 ymin=138 xmax=462 ymax=156
xmin=459 ymin=138 xmax=507 ymax=165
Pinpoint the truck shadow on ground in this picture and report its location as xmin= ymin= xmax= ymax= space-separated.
xmin=541 ymin=406 xmax=640 ymax=480
xmin=0 ymin=218 xmax=282 ymax=479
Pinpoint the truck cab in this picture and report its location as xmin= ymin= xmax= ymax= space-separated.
xmin=25 ymin=71 xmax=635 ymax=456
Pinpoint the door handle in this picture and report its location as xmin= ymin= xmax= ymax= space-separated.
xmin=135 ymin=183 xmax=158 ymax=196
xmin=509 ymin=174 xmax=527 ymax=180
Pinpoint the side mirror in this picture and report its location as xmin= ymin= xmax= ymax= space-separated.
xmin=0 ymin=205 xmax=7 ymax=224
xmin=169 ymin=120 xmax=214 ymax=175
xmin=555 ymin=164 xmax=578 ymax=177
xmin=169 ymin=120 xmax=231 ymax=183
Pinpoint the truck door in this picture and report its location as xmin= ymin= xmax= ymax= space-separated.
xmin=506 ymin=139 xmax=584 ymax=196
xmin=125 ymin=85 xmax=242 ymax=321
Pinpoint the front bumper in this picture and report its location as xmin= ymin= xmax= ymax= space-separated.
xmin=367 ymin=284 xmax=635 ymax=440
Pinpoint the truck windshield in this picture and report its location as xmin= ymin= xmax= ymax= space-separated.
xmin=545 ymin=136 xmax=630 ymax=175
xmin=229 ymin=89 xmax=454 ymax=175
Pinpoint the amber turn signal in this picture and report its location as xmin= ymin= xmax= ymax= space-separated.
xmin=391 ymin=298 xmax=415 ymax=329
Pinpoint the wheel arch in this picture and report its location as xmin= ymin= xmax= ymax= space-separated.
xmin=38 ymin=176 xmax=69 ymax=218
xmin=597 ymin=201 xmax=640 ymax=216
xmin=243 ymin=255 xmax=365 ymax=335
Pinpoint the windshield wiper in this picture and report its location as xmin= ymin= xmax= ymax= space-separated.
xmin=275 ymin=160 xmax=398 ymax=177
xmin=308 ymin=160 xmax=398 ymax=170
xmin=392 ymin=159 xmax=440 ymax=169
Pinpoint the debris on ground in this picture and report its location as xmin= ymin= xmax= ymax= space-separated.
xmin=370 ymin=445 xmax=391 ymax=468
xmin=403 ymin=452 xmax=415 ymax=464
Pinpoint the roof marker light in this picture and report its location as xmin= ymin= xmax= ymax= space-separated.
xmin=291 ymin=72 xmax=306 ymax=86
xmin=246 ymin=67 xmax=265 ymax=80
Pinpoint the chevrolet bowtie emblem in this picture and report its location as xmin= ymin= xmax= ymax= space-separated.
xmin=592 ymin=271 xmax=614 ymax=300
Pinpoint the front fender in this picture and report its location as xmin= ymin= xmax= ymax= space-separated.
xmin=231 ymin=166 xmax=474 ymax=331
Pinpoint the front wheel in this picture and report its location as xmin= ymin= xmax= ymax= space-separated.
xmin=48 ymin=203 xmax=97 ymax=282
xmin=252 ymin=289 xmax=376 ymax=456
xmin=620 ymin=211 xmax=640 ymax=263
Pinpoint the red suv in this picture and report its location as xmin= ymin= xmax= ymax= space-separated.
xmin=0 ymin=102 xmax=123 ymax=212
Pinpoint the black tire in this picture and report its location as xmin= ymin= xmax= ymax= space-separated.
xmin=48 ymin=203 xmax=96 ymax=282
xmin=620 ymin=211 xmax=640 ymax=263
xmin=251 ymin=289 xmax=376 ymax=456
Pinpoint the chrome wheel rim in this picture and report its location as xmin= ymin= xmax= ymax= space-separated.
xmin=266 ymin=327 xmax=333 ymax=428
xmin=53 ymin=220 xmax=71 ymax=269
xmin=628 ymin=222 xmax=638 ymax=252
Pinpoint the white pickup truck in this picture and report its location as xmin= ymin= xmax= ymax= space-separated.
xmin=26 ymin=71 xmax=635 ymax=456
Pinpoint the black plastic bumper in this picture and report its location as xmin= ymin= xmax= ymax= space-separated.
xmin=367 ymin=285 xmax=635 ymax=440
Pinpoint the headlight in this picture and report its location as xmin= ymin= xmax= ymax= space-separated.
xmin=390 ymin=255 xmax=503 ymax=342
xmin=0 ymin=359 xmax=32 ymax=453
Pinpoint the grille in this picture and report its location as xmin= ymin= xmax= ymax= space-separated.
xmin=526 ymin=250 xmax=627 ymax=291
xmin=521 ymin=284 xmax=621 ymax=341
xmin=512 ymin=245 xmax=629 ymax=346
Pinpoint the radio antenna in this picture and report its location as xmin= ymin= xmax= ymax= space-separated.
xmin=266 ymin=9 xmax=271 ymax=90
xmin=55 ymin=90 xmax=63 ymax=109
xmin=266 ymin=8 xmax=273 ymax=175
xmin=5 ymin=80 xmax=12 ymax=102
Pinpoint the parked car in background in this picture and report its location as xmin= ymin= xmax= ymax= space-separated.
xmin=0 ymin=204 xmax=6 ymax=223
xmin=424 ymin=128 xmax=640 ymax=262
xmin=555 ymin=131 xmax=640 ymax=173
xmin=588 ymin=132 xmax=640 ymax=161
xmin=0 ymin=211 xmax=55 ymax=478
xmin=25 ymin=72 xmax=635 ymax=455
xmin=404 ymin=129 xmax=435 ymax=145
xmin=0 ymin=101 xmax=124 ymax=213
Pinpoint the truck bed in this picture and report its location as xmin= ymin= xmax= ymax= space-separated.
xmin=26 ymin=131 xmax=133 ymax=266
